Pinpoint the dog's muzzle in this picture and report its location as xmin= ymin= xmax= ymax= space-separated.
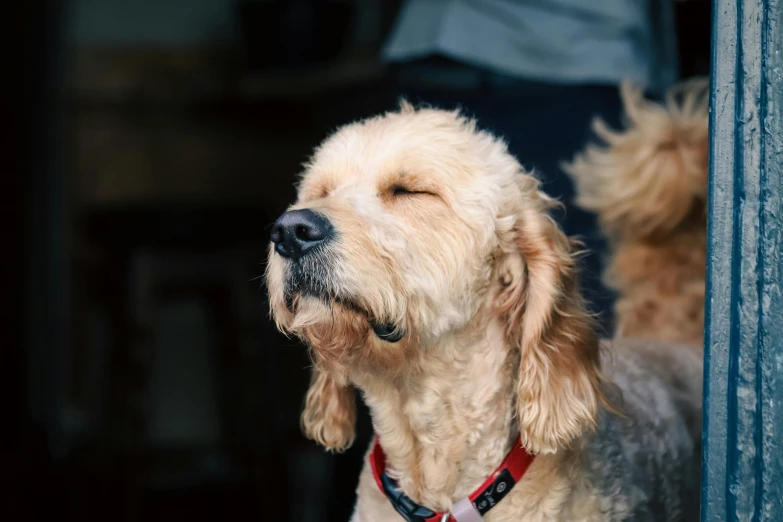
xmin=271 ymin=208 xmax=406 ymax=342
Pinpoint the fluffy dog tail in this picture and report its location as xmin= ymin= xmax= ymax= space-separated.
xmin=564 ymin=78 xmax=709 ymax=345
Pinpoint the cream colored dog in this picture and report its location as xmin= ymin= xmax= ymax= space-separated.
xmin=266 ymin=103 xmax=702 ymax=521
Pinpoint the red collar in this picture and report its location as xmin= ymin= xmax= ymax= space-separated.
xmin=370 ymin=435 xmax=534 ymax=522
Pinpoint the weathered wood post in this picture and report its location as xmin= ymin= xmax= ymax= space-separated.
xmin=702 ymin=0 xmax=783 ymax=520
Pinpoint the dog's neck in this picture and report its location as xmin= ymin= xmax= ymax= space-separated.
xmin=353 ymin=317 xmax=519 ymax=511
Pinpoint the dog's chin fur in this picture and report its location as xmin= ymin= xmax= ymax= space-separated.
xmin=287 ymin=295 xmax=417 ymax=375
xmin=270 ymin=260 xmax=418 ymax=381
xmin=266 ymin=102 xmax=703 ymax=520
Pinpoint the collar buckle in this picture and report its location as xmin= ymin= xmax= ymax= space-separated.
xmin=380 ymin=472 xmax=439 ymax=522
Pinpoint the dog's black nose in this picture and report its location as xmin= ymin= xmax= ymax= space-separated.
xmin=270 ymin=209 xmax=333 ymax=261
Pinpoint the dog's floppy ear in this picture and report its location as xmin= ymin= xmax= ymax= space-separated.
xmin=301 ymin=366 xmax=356 ymax=452
xmin=495 ymin=180 xmax=605 ymax=454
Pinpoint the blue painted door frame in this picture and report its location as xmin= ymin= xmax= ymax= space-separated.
xmin=702 ymin=0 xmax=783 ymax=520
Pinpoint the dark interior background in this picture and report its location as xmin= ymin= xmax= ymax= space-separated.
xmin=13 ymin=1 xmax=711 ymax=521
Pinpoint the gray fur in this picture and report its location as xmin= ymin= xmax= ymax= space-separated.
xmin=574 ymin=339 xmax=703 ymax=521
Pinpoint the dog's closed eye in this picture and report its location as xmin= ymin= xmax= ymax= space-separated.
xmin=389 ymin=185 xmax=436 ymax=197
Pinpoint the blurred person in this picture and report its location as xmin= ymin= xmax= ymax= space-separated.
xmin=382 ymin=0 xmax=679 ymax=329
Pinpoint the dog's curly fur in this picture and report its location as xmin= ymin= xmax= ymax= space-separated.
xmin=267 ymin=103 xmax=702 ymax=521
xmin=565 ymin=78 xmax=709 ymax=345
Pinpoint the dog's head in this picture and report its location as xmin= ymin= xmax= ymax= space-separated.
xmin=266 ymin=103 xmax=604 ymax=454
